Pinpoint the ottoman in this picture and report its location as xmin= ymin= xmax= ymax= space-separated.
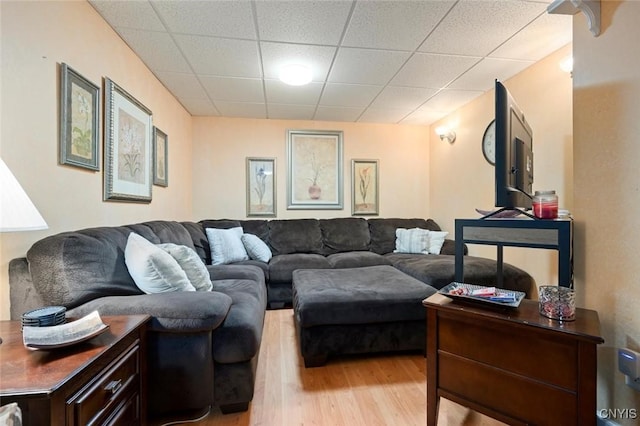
xmin=292 ymin=265 xmax=437 ymax=367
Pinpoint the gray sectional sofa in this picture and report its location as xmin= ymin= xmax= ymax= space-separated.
xmin=8 ymin=216 xmax=534 ymax=420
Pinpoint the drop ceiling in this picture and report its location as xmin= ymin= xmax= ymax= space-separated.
xmin=89 ymin=0 xmax=571 ymax=126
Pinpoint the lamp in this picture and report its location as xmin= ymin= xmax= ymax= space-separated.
xmin=0 ymin=158 xmax=47 ymax=344
xmin=0 ymin=158 xmax=48 ymax=232
xmin=435 ymin=126 xmax=456 ymax=144
xmin=279 ymin=64 xmax=312 ymax=86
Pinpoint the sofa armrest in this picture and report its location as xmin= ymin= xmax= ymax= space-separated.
xmin=440 ymin=239 xmax=468 ymax=256
xmin=66 ymin=291 xmax=232 ymax=333
xmin=207 ymin=264 xmax=265 ymax=285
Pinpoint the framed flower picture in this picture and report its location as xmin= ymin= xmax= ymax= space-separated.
xmin=153 ymin=127 xmax=168 ymax=187
xmin=286 ymin=129 xmax=343 ymax=210
xmin=59 ymin=63 xmax=100 ymax=171
xmin=103 ymin=78 xmax=153 ymax=203
xmin=246 ymin=157 xmax=276 ymax=217
xmin=351 ymin=159 xmax=379 ymax=216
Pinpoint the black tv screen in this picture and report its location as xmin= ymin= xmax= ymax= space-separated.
xmin=495 ymin=80 xmax=533 ymax=210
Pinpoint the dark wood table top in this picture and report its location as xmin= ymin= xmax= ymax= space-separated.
xmin=423 ymin=294 xmax=604 ymax=344
xmin=0 ymin=315 xmax=149 ymax=396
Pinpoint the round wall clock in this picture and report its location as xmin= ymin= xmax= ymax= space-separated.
xmin=482 ymin=119 xmax=496 ymax=165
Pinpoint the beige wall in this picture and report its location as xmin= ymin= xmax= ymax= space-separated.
xmin=574 ymin=1 xmax=640 ymax=421
xmin=429 ymin=45 xmax=574 ymax=290
xmin=0 ymin=1 xmax=193 ymax=319
xmin=192 ymin=117 xmax=431 ymax=220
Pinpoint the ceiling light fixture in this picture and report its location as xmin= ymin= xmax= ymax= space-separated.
xmin=279 ymin=64 xmax=312 ymax=86
xmin=435 ymin=126 xmax=456 ymax=144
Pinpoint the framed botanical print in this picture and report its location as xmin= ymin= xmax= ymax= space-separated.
xmin=59 ymin=63 xmax=100 ymax=171
xmin=103 ymin=78 xmax=153 ymax=203
xmin=351 ymin=159 xmax=379 ymax=216
xmin=153 ymin=127 xmax=168 ymax=187
xmin=286 ymin=129 xmax=343 ymax=210
xmin=246 ymin=157 xmax=276 ymax=217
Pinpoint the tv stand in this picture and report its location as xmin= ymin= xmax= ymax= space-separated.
xmin=455 ymin=218 xmax=573 ymax=288
xmin=480 ymin=207 xmax=537 ymax=220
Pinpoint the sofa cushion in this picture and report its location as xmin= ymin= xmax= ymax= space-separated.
xmin=206 ymin=227 xmax=249 ymax=265
xmin=326 ymin=251 xmax=392 ymax=269
xmin=368 ymin=218 xmax=441 ymax=254
xmin=241 ymin=234 xmax=272 ymax=262
xmin=268 ymin=253 xmax=331 ymax=283
xmin=239 ymin=220 xmax=270 ymax=242
xmin=386 ymin=253 xmax=534 ymax=297
xmin=210 ymin=279 xmax=267 ymax=363
xmin=125 ymin=233 xmax=196 ymax=294
xmin=320 ymin=217 xmax=370 ymax=254
xmin=427 ymin=231 xmax=449 ymax=254
xmin=157 ymin=243 xmax=213 ymax=291
xmin=268 ymin=219 xmax=324 ymax=255
xmin=180 ymin=221 xmax=211 ymax=264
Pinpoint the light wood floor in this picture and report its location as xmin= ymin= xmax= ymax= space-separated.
xmin=190 ymin=309 xmax=504 ymax=426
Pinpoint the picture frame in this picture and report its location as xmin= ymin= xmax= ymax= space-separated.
xmin=246 ymin=157 xmax=276 ymax=217
xmin=103 ymin=77 xmax=153 ymax=203
xmin=351 ymin=159 xmax=379 ymax=216
xmin=286 ymin=129 xmax=343 ymax=210
xmin=153 ymin=127 xmax=168 ymax=187
xmin=59 ymin=63 xmax=100 ymax=171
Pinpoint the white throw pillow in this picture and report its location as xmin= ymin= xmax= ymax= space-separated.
xmin=393 ymin=228 xmax=430 ymax=254
xmin=206 ymin=227 xmax=249 ymax=265
xmin=241 ymin=233 xmax=272 ymax=262
xmin=157 ymin=243 xmax=213 ymax=291
xmin=428 ymin=231 xmax=449 ymax=254
xmin=124 ymin=233 xmax=196 ymax=294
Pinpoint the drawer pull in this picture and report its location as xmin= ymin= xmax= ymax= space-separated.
xmin=104 ymin=379 xmax=123 ymax=395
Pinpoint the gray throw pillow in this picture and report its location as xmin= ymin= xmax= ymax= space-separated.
xmin=157 ymin=243 xmax=213 ymax=291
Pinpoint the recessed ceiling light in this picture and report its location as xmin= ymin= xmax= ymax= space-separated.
xmin=279 ymin=64 xmax=312 ymax=86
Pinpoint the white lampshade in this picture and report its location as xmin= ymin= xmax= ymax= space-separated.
xmin=0 ymin=158 xmax=47 ymax=232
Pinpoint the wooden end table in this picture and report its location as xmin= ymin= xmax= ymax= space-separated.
xmin=423 ymin=294 xmax=603 ymax=426
xmin=0 ymin=314 xmax=149 ymax=425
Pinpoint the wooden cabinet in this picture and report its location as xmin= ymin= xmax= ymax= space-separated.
xmin=423 ymin=295 xmax=603 ymax=426
xmin=0 ymin=315 xmax=149 ymax=426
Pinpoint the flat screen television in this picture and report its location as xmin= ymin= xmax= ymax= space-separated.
xmin=493 ymin=79 xmax=534 ymax=215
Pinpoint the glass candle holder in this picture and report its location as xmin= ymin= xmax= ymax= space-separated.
xmin=539 ymin=285 xmax=575 ymax=321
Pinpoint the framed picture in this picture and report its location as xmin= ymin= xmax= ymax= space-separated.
xmin=103 ymin=78 xmax=153 ymax=203
xmin=246 ymin=157 xmax=276 ymax=217
xmin=59 ymin=63 xmax=100 ymax=171
xmin=286 ymin=129 xmax=343 ymax=210
xmin=153 ymin=127 xmax=168 ymax=187
xmin=351 ymin=159 xmax=379 ymax=216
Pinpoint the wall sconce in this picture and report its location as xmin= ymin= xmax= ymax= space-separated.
xmin=435 ymin=126 xmax=456 ymax=144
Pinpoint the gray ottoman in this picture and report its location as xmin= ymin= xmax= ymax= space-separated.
xmin=292 ymin=265 xmax=437 ymax=367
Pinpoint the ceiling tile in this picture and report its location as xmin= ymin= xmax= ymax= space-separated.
xmin=155 ymin=71 xmax=208 ymax=100
xmin=268 ymin=104 xmax=317 ymax=120
xmin=448 ymin=58 xmax=534 ymax=91
xmin=115 ymin=28 xmax=192 ymax=73
xmin=265 ymin=80 xmax=323 ymax=105
xmin=215 ymin=101 xmax=267 ymax=119
xmin=201 ymin=76 xmax=264 ymax=103
xmin=255 ymin=1 xmax=353 ymax=45
xmin=320 ymin=83 xmax=382 ymax=108
xmin=391 ymin=53 xmax=480 ymax=89
xmin=342 ymin=0 xmax=455 ymax=51
xmin=261 ymin=42 xmax=336 ymax=81
xmin=328 ymin=48 xmax=411 ymax=85
xmin=400 ymin=108 xmax=447 ymax=126
xmin=314 ymin=106 xmax=364 ymax=122
xmin=174 ymin=35 xmax=261 ymax=77
xmin=369 ymin=86 xmax=438 ymax=110
xmin=358 ymin=108 xmax=412 ymax=124
xmin=151 ymin=0 xmax=256 ymax=39
xmin=178 ymin=98 xmax=219 ymax=116
xmin=490 ymin=14 xmax=572 ymax=61
xmin=89 ymin=1 xmax=165 ymax=31
xmin=420 ymin=89 xmax=483 ymax=112
xmin=419 ymin=0 xmax=546 ymax=56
